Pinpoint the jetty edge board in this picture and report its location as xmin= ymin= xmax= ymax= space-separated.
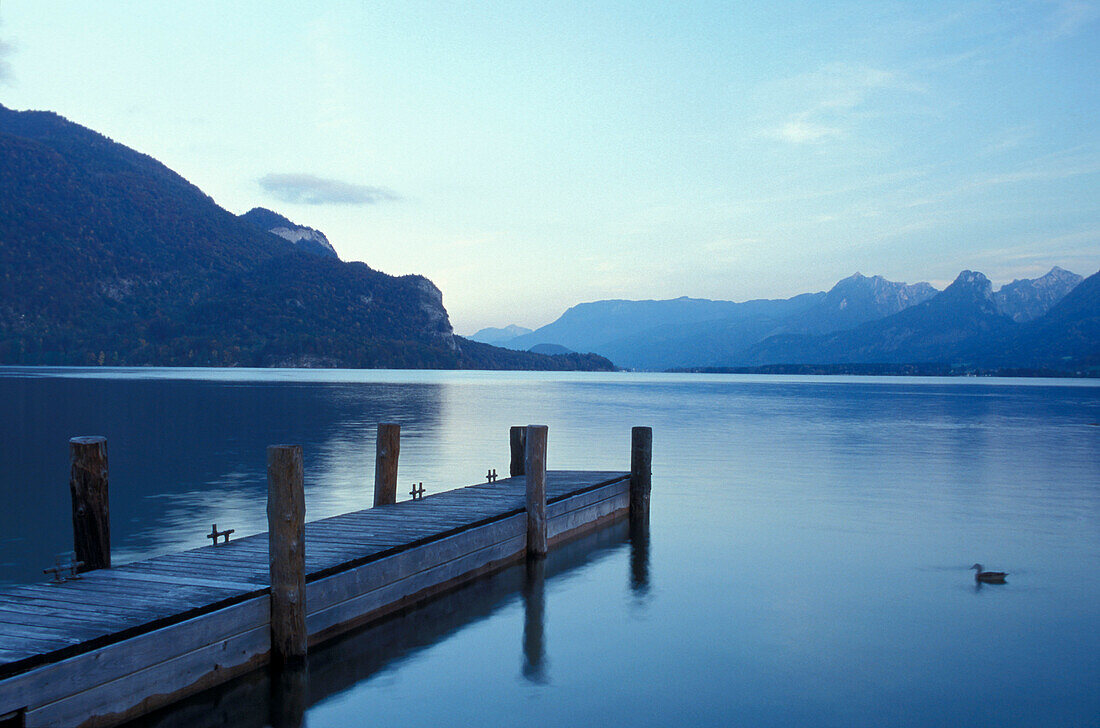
xmin=0 ymin=470 xmax=630 ymax=728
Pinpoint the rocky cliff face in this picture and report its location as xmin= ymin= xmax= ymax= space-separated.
xmin=824 ymin=272 xmax=937 ymax=311
xmin=239 ymin=207 xmax=340 ymax=259
xmin=994 ymin=266 xmax=1083 ymax=322
xmin=787 ymin=272 xmax=938 ymax=335
xmin=412 ymin=276 xmax=458 ymax=350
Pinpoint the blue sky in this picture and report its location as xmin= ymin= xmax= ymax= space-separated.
xmin=1 ymin=1 xmax=1097 ymax=332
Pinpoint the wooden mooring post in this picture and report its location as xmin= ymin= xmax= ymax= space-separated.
xmin=509 ymin=425 xmax=526 ymax=477
xmin=373 ymin=423 xmax=400 ymax=507
xmin=69 ymin=436 xmax=110 ymax=572
xmin=267 ymin=445 xmax=307 ymax=666
xmin=630 ymin=426 xmax=652 ymax=525
xmin=524 ymin=425 xmax=548 ymax=558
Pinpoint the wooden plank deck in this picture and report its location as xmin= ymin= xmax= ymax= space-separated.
xmin=0 ymin=470 xmax=627 ymax=684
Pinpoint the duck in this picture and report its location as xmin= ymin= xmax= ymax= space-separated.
xmin=971 ymin=564 xmax=1007 ymax=583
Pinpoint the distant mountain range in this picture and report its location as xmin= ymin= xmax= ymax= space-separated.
xmin=481 ymin=267 xmax=1096 ymax=373
xmin=0 ymin=103 xmax=613 ymax=371
xmin=470 ymin=324 xmax=534 ymax=346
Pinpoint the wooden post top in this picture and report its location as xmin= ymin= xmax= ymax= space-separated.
xmin=70 ymin=436 xmax=107 ymax=445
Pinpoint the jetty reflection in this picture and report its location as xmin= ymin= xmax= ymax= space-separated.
xmin=629 ymin=515 xmax=651 ymax=599
xmin=129 ymin=518 xmax=645 ymax=728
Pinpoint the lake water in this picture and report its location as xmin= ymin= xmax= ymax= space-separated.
xmin=2 ymin=368 xmax=1099 ymax=727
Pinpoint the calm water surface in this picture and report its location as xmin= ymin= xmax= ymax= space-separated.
xmin=2 ymin=368 xmax=1098 ymax=727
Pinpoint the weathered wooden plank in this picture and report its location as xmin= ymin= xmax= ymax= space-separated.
xmin=24 ymin=625 xmax=269 ymax=728
xmin=299 ymin=526 xmax=389 ymax=543
xmin=0 ymin=589 xmax=146 ymax=614
xmin=36 ymin=569 xmax=241 ymax=595
xmin=546 ymin=473 xmax=630 ymax=503
xmin=0 ymin=601 xmax=129 ymax=629
xmin=311 ymin=516 xmax=453 ymax=535
xmin=0 ymin=611 xmax=117 ymax=640
xmin=0 ymin=644 xmax=56 ymax=665
xmin=303 ymin=522 xmax=527 ymax=582
xmin=17 ymin=578 xmax=243 ymax=611
xmin=4 ymin=585 xmax=201 ymax=615
xmin=547 ymin=477 xmax=633 ymax=499
xmin=546 ymin=479 xmax=629 ymax=520
xmin=548 ymin=490 xmax=629 ymax=541
xmin=372 ymin=495 xmax=514 ymax=514
xmin=318 ymin=510 xmax=502 ymax=537
xmin=306 ymin=534 xmax=526 ymax=640
xmin=306 ymin=514 xmax=526 ymax=615
xmin=121 ymin=558 xmax=266 ymax=580
xmin=129 ymin=554 xmax=268 ymax=574
xmin=0 ymin=597 xmax=268 ymax=717
xmin=0 ymin=593 xmax=156 ymax=621
xmin=319 ymin=511 xmax=475 ymax=531
xmin=0 ymin=648 xmax=46 ymax=665
xmin=0 ymin=624 xmax=87 ymax=648
xmin=107 ymin=569 xmax=261 ymax=593
xmin=118 ymin=551 xmax=265 ymax=569
xmin=142 ymin=540 xmax=270 ymax=560
xmin=0 ymin=633 xmax=74 ymax=653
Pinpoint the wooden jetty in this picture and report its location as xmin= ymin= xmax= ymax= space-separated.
xmin=0 ymin=425 xmax=652 ymax=728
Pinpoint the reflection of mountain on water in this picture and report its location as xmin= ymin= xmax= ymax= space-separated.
xmin=128 ymin=520 xmax=639 ymax=728
xmin=0 ymin=376 xmax=444 ymax=584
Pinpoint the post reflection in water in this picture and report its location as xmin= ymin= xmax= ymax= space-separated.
xmin=521 ymin=556 xmax=547 ymax=684
xmin=269 ymin=661 xmax=309 ymax=728
xmin=629 ymin=515 xmax=651 ymax=599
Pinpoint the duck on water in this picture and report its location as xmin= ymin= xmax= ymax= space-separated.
xmin=971 ymin=564 xmax=1008 ymax=583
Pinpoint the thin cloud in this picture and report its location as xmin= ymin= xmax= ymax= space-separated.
xmin=258 ymin=173 xmax=399 ymax=205
xmin=0 ymin=37 xmax=13 ymax=84
xmin=764 ymin=63 xmax=917 ymax=145
xmin=1047 ymin=0 xmax=1099 ymax=39
xmin=771 ymin=117 xmax=842 ymax=144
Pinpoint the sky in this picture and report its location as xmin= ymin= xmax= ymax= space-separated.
xmin=1 ymin=1 xmax=1098 ymax=333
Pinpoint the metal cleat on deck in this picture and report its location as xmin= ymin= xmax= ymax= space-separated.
xmin=486 ymin=468 xmax=498 ymax=482
xmin=410 ymin=482 xmax=425 ymax=500
xmin=43 ymin=551 xmax=83 ymax=583
xmin=207 ymin=523 xmax=235 ymax=546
